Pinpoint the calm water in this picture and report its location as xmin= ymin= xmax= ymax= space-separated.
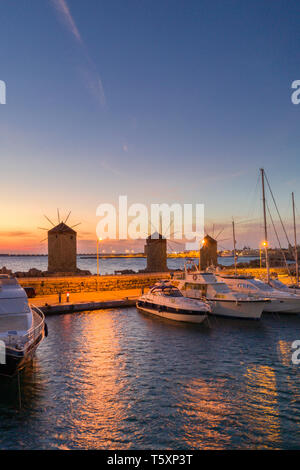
xmin=0 ymin=255 xmax=257 ymax=274
xmin=0 ymin=309 xmax=299 ymax=449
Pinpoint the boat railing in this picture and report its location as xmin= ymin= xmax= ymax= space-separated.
xmin=6 ymin=305 xmax=45 ymax=349
xmin=28 ymin=305 xmax=45 ymax=344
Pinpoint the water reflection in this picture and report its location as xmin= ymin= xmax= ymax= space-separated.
xmin=242 ymin=365 xmax=280 ymax=448
xmin=0 ymin=310 xmax=300 ymax=449
xmin=178 ymin=378 xmax=232 ymax=449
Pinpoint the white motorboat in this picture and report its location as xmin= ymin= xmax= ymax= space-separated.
xmin=269 ymin=278 xmax=300 ymax=295
xmin=173 ymin=266 xmax=268 ymax=319
xmin=136 ymin=281 xmax=210 ymax=323
xmin=218 ymin=274 xmax=300 ymax=314
xmin=0 ymin=275 xmax=47 ymax=377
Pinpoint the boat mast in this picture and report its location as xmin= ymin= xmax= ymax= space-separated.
xmin=292 ymin=192 xmax=299 ymax=286
xmin=260 ymin=168 xmax=270 ymax=282
xmin=232 ymin=219 xmax=237 ymax=276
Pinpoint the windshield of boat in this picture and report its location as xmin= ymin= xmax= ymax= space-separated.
xmin=271 ymin=280 xmax=287 ymax=289
xmin=0 ymin=314 xmax=31 ymax=333
xmin=0 ymin=298 xmax=31 ymax=315
xmin=213 ymin=282 xmax=231 ymax=293
xmin=162 ymin=288 xmax=183 ymax=297
xmin=250 ymin=279 xmax=274 ymax=291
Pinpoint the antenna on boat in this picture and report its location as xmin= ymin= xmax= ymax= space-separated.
xmin=232 ymin=218 xmax=237 ymax=276
xmin=292 ymin=192 xmax=299 ymax=286
xmin=260 ymin=168 xmax=270 ymax=283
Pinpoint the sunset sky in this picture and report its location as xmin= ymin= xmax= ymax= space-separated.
xmin=1 ymin=0 xmax=300 ymax=253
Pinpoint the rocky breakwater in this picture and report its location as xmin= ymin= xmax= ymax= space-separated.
xmin=18 ymin=272 xmax=170 ymax=296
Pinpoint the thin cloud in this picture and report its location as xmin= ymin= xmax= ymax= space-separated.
xmin=50 ymin=0 xmax=106 ymax=107
xmin=0 ymin=231 xmax=33 ymax=238
xmin=80 ymin=68 xmax=106 ymax=108
xmin=50 ymin=0 xmax=82 ymax=44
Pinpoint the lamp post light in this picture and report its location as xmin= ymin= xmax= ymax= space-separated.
xmin=260 ymin=240 xmax=268 ymax=269
xmin=96 ymin=237 xmax=102 ymax=289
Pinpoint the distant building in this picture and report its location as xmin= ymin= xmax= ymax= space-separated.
xmin=145 ymin=232 xmax=168 ymax=272
xmin=200 ymin=235 xmax=217 ymax=270
xmin=48 ymin=222 xmax=77 ymax=273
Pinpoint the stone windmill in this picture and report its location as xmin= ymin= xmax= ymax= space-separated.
xmin=39 ymin=210 xmax=81 ymax=274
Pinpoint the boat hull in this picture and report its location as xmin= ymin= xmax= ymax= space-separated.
xmin=207 ymin=299 xmax=264 ymax=319
xmin=0 ymin=330 xmax=44 ymax=377
xmin=136 ymin=301 xmax=207 ymax=323
xmin=181 ymin=290 xmax=264 ymax=319
xmin=262 ymin=298 xmax=300 ymax=314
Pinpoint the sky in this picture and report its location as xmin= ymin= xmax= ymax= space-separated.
xmin=0 ymin=0 xmax=300 ymax=253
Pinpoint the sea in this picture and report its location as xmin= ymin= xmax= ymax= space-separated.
xmin=0 ymin=310 xmax=299 ymax=449
xmin=1 ymin=254 xmax=299 ymax=450
xmin=0 ymin=255 xmax=256 ymax=275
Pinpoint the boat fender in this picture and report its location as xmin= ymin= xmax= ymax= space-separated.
xmin=44 ymin=323 xmax=48 ymax=337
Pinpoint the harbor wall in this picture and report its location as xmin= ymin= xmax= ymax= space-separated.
xmin=220 ymin=267 xmax=291 ymax=277
xmin=18 ymin=272 xmax=170 ymax=296
xmin=17 ymin=267 xmax=294 ymax=297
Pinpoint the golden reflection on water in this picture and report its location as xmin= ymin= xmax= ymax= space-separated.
xmin=178 ymin=378 xmax=231 ymax=449
xmin=243 ymin=365 xmax=280 ymax=448
xmin=277 ymin=340 xmax=300 ymax=407
xmin=60 ymin=312 xmax=129 ymax=449
xmin=277 ymin=340 xmax=292 ymax=367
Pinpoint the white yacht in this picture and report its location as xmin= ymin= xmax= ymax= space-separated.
xmin=269 ymin=278 xmax=300 ymax=295
xmin=218 ymin=274 xmax=300 ymax=314
xmin=136 ymin=281 xmax=210 ymax=323
xmin=173 ymin=267 xmax=268 ymax=319
xmin=0 ymin=275 xmax=47 ymax=377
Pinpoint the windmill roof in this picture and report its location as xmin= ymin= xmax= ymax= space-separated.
xmin=204 ymin=234 xmax=217 ymax=243
xmin=147 ymin=232 xmax=165 ymax=240
xmin=48 ymin=222 xmax=76 ymax=234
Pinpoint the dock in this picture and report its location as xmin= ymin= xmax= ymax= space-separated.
xmin=39 ymin=297 xmax=137 ymax=316
xmin=30 ymin=287 xmax=143 ymax=315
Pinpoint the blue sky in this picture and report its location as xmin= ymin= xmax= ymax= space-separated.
xmin=1 ymin=0 xmax=300 ymax=252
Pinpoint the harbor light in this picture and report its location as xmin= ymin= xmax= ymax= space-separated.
xmin=96 ymin=237 xmax=102 ymax=281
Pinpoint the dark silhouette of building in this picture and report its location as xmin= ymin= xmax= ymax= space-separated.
xmin=48 ymin=222 xmax=77 ymax=273
xmin=200 ymin=235 xmax=217 ymax=270
xmin=145 ymin=232 xmax=168 ymax=272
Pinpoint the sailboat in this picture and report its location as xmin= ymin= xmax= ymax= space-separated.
xmin=219 ymin=169 xmax=300 ymax=314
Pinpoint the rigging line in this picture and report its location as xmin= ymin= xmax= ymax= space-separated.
xmin=167 ymin=230 xmax=185 ymax=239
xmin=217 ymin=243 xmax=229 ymax=251
xmin=264 ymin=172 xmax=291 ymax=247
xmin=167 ymin=239 xmax=184 ymax=252
xmin=167 ymin=239 xmax=186 ymax=246
xmin=215 ymin=227 xmax=225 ymax=240
xmin=235 ymin=217 xmax=261 ymax=225
xmin=162 ymin=218 xmax=172 ymax=239
xmin=246 ymin=173 xmax=261 ymax=220
xmin=266 ymin=202 xmax=292 ymax=280
xmin=217 ymin=237 xmax=231 ymax=243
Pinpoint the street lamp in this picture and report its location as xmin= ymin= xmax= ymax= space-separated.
xmin=96 ymin=237 xmax=102 ymax=285
xmin=260 ymin=240 xmax=268 ymax=268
